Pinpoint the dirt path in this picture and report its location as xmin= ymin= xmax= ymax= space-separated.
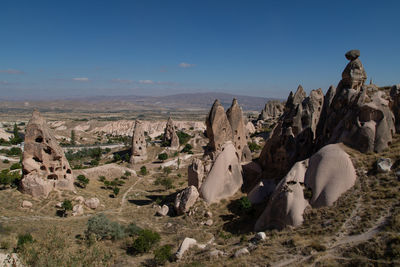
xmin=118 ymin=176 xmax=142 ymax=214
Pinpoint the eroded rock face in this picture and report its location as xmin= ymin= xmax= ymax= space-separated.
xmin=255 ymin=144 xmax=356 ymax=230
xmin=259 ymin=86 xmax=324 ymax=179
xmin=206 ymin=100 xmax=233 ymax=153
xmin=341 ymin=49 xmax=367 ymax=90
xmin=174 ymin=186 xmax=199 ymax=215
xmin=188 ymin=158 xmax=204 ymax=189
xmin=259 ymin=100 xmax=284 ymax=121
xmin=21 ymin=110 xmax=74 ymax=198
xmin=304 ymin=144 xmax=356 ymax=207
xmin=163 ymin=117 xmax=180 ymax=149
xmin=255 ymin=160 xmax=309 ymax=231
xmin=201 ymin=142 xmax=243 ymax=203
xmin=390 ymin=84 xmax=400 ymax=133
xmin=226 ymin=98 xmax=251 ymax=162
xmin=130 ymin=120 xmax=147 ymax=164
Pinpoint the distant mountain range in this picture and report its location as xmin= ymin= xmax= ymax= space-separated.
xmin=0 ymin=92 xmax=283 ymax=112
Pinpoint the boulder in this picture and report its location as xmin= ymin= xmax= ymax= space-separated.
xmin=255 ymin=232 xmax=267 ymax=241
xmin=75 ymin=196 xmax=85 ymax=204
xmin=234 ymin=248 xmax=250 ymax=258
xmin=72 ymin=204 xmax=84 ymax=216
xmin=84 ymin=197 xmax=100 ymax=209
xmin=130 ymin=120 xmax=147 ymax=164
xmin=21 ymin=110 xmax=75 ymax=198
xmin=21 ymin=200 xmax=33 ymax=208
xmin=156 ymin=204 xmax=169 ymax=216
xmin=205 ymin=219 xmax=213 ymax=226
xmin=376 ymin=158 xmax=392 ymax=173
xmin=174 ymin=186 xmax=199 ymax=215
xmin=175 ymin=237 xmax=201 ymax=260
xmin=341 ymin=49 xmax=367 ymax=90
xmin=200 ymin=142 xmax=243 ymax=203
xmin=187 ymin=158 xmax=204 ymax=189
xmin=345 ymin=49 xmax=360 ymax=61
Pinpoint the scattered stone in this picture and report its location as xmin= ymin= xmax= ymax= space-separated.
xmin=376 ymin=158 xmax=392 ymax=173
xmin=175 ymin=237 xmax=200 ymax=260
xmin=234 ymin=247 xmax=250 ymax=258
xmin=72 ymin=204 xmax=84 ymax=216
xmin=156 ymin=204 xmax=169 ymax=216
xmin=0 ymin=253 xmax=23 ymax=267
xmin=21 ymin=200 xmax=32 ymax=208
xmin=55 ymin=202 xmax=63 ymax=208
xmin=205 ymin=219 xmax=213 ymax=226
xmin=209 ymin=249 xmax=224 ymax=258
xmin=130 ymin=120 xmax=148 ymax=164
xmin=84 ymin=197 xmax=100 ymax=209
xmin=75 ymin=196 xmax=85 ymax=204
xmin=174 ymin=186 xmax=199 ymax=215
xmin=205 ymin=211 xmax=213 ymax=218
xmin=255 ymin=232 xmax=267 ymax=241
xmin=21 ymin=110 xmax=75 ymax=198
xmin=166 ymin=222 xmax=173 ymax=228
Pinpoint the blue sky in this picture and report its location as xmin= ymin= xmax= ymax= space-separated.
xmin=0 ymin=0 xmax=399 ymax=99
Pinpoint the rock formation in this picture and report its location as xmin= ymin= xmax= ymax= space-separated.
xmin=258 ymin=100 xmax=284 ymax=121
xmin=259 ymin=86 xmax=324 ymax=179
xmin=390 ymin=84 xmax=400 ymax=132
xmin=21 ymin=110 xmax=75 ymax=198
xmin=163 ymin=117 xmax=180 ymax=149
xmin=130 ymin=120 xmax=147 ymax=164
xmin=174 ymin=186 xmax=199 ymax=215
xmin=341 ymin=49 xmax=367 ymax=90
xmin=226 ymin=98 xmax=251 ymax=162
xmin=255 ymin=144 xmax=356 ymax=230
xmin=188 ymin=158 xmax=204 ymax=189
xmin=200 ymin=142 xmax=243 ymax=203
xmin=205 ymin=100 xmax=233 ymax=153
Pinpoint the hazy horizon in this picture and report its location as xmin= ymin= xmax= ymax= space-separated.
xmin=1 ymin=1 xmax=399 ymax=100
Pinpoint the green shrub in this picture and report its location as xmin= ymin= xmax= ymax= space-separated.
xmin=76 ymin=174 xmax=89 ymax=188
xmin=5 ymin=147 xmax=22 ymax=156
xmin=248 ymin=142 xmax=261 ymax=152
xmin=238 ymin=196 xmax=252 ymax=212
xmin=62 ymin=199 xmax=73 ymax=211
xmin=113 ymin=187 xmax=120 ymax=196
xmin=155 ymin=177 xmax=173 ymax=190
xmin=181 ymin=143 xmax=193 ymax=153
xmin=177 ymin=131 xmax=191 ymax=145
xmin=158 ymin=153 xmax=168 ymax=161
xmin=98 ymin=175 xmax=106 ymax=182
xmin=129 ymin=229 xmax=160 ymax=254
xmin=10 ymin=162 xmax=21 ymax=170
xmin=126 ymin=223 xmax=143 ymax=237
xmin=124 ymin=171 xmax=131 ymax=176
xmin=86 ymin=214 xmax=125 ymax=240
xmin=2 ymin=159 xmax=9 ymax=163
xmin=90 ymin=159 xmax=99 ymax=166
xmin=154 ymin=245 xmax=173 ymax=265
xmin=0 ymin=169 xmax=21 ymax=188
xmin=140 ymin=166 xmax=148 ymax=176
xmin=17 ymin=233 xmax=34 ymax=251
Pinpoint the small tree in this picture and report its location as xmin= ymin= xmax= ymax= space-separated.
xmin=59 ymin=199 xmax=73 ymax=217
xmin=113 ymin=187 xmax=120 ymax=196
xmin=129 ymin=229 xmax=161 ymax=254
xmin=139 ymin=166 xmax=148 ymax=176
xmin=77 ymin=174 xmax=89 ymax=188
xmin=70 ymin=130 xmax=76 ymax=146
xmin=158 ymin=153 xmax=168 ymax=162
xmin=154 ymin=245 xmax=173 ymax=265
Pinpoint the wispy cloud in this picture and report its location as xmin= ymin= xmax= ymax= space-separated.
xmin=72 ymin=77 xmax=89 ymax=82
xmin=139 ymin=80 xmax=154 ymax=84
xmin=0 ymin=69 xmax=24 ymax=74
xmin=111 ymin=78 xmax=133 ymax=84
xmin=179 ymin=62 xmax=195 ymax=68
xmin=0 ymin=80 xmax=9 ymax=85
